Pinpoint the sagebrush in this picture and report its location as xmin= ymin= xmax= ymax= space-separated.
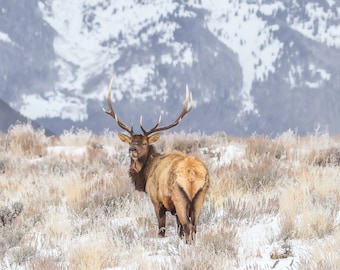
xmin=0 ymin=123 xmax=339 ymax=269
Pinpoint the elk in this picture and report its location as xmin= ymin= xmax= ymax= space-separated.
xmin=103 ymin=77 xmax=209 ymax=242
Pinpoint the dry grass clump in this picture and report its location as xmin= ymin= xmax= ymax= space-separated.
xmin=278 ymin=159 xmax=339 ymax=241
xmin=212 ymin=154 xmax=286 ymax=196
xmin=62 ymin=166 xmax=132 ymax=215
xmin=307 ymin=147 xmax=340 ymax=166
xmin=0 ymin=202 xmax=23 ymax=227
xmin=0 ymin=123 xmax=339 ymax=269
xmin=234 ymin=156 xmax=284 ymax=192
xmin=58 ymin=127 xmax=94 ymax=146
xmin=0 ymin=132 xmax=9 ymax=152
xmin=67 ymin=232 xmax=116 ymax=270
xmin=176 ymin=243 xmax=232 ymax=269
xmin=6 ymin=122 xmax=47 ymax=157
xmin=0 ymin=202 xmax=36 ymax=268
xmin=29 ymin=256 xmax=67 ymax=270
xmin=0 ymin=153 xmax=10 ymax=175
xmin=159 ymin=132 xmax=208 ymax=155
xmin=279 ymin=184 xmax=338 ymax=240
xmin=245 ymin=135 xmax=285 ymax=160
xmin=209 ymin=135 xmax=291 ymax=198
xmin=298 ymin=230 xmax=340 ymax=270
xmin=200 ymin=221 xmax=238 ymax=257
xmin=0 ymin=220 xmax=26 ymax=255
xmin=60 ymin=146 xmax=132 ymax=214
xmin=223 ymin=195 xmax=279 ymax=223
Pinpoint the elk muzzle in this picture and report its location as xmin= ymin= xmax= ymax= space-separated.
xmin=129 ymin=146 xmax=137 ymax=152
xmin=129 ymin=146 xmax=138 ymax=160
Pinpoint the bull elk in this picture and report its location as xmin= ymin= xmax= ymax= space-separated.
xmin=103 ymin=77 xmax=209 ymax=242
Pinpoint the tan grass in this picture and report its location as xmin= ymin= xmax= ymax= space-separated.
xmin=176 ymin=244 xmax=232 ymax=269
xmin=159 ymin=132 xmax=208 ymax=155
xmin=1 ymin=123 xmax=339 ymax=269
xmin=298 ymin=230 xmax=340 ymax=270
xmin=200 ymin=221 xmax=239 ymax=257
xmin=58 ymin=128 xmax=93 ymax=146
xmin=278 ymin=164 xmax=339 ymax=240
xmin=297 ymin=202 xmax=336 ymax=239
xmin=215 ymin=155 xmax=284 ymax=193
xmin=7 ymin=122 xmax=47 ymax=157
xmin=29 ymin=256 xmax=66 ymax=270
xmin=44 ymin=209 xmax=72 ymax=242
xmin=68 ymin=232 xmax=116 ymax=270
xmin=245 ymin=135 xmax=285 ymax=160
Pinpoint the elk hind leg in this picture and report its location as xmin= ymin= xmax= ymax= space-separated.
xmin=190 ymin=187 xmax=208 ymax=236
xmin=173 ymin=184 xmax=193 ymax=242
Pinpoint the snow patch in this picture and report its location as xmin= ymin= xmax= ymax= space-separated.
xmin=194 ymin=1 xmax=284 ymax=116
xmin=202 ymin=143 xmax=245 ymax=168
xmin=286 ymin=63 xmax=331 ymax=89
xmin=306 ymin=64 xmax=331 ymax=89
xmin=20 ymin=92 xmax=87 ymax=121
xmin=238 ymin=216 xmax=299 ymax=268
xmin=289 ymin=2 xmax=340 ymax=48
xmin=0 ymin=31 xmax=15 ymax=45
xmin=47 ymin=146 xmax=87 ymax=156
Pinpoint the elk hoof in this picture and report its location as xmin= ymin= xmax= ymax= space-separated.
xmin=158 ymin=227 xmax=166 ymax=237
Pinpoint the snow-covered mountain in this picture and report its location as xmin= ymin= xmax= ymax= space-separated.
xmin=0 ymin=98 xmax=53 ymax=135
xmin=1 ymin=0 xmax=339 ymax=135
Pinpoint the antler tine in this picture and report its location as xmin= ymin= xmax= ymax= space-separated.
xmin=140 ymin=85 xmax=193 ymax=136
xmin=140 ymin=115 xmax=162 ymax=135
xmin=185 ymin=84 xmax=193 ymax=111
xmin=103 ymin=76 xmax=134 ymax=135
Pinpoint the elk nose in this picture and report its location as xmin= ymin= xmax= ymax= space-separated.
xmin=129 ymin=146 xmax=136 ymax=152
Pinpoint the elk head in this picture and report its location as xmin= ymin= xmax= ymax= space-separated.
xmin=103 ymin=77 xmax=193 ymax=173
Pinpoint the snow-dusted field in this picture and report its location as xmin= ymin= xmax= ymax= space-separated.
xmin=1 ymin=124 xmax=339 ymax=269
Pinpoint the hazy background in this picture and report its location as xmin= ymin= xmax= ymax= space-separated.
xmin=0 ymin=0 xmax=339 ymax=136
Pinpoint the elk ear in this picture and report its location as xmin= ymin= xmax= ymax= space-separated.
xmin=148 ymin=133 xmax=161 ymax=144
xmin=117 ymin=133 xmax=131 ymax=144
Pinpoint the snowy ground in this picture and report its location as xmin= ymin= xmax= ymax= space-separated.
xmin=1 ymin=128 xmax=339 ymax=269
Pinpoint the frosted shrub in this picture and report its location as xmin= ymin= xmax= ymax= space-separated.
xmin=7 ymin=122 xmax=47 ymax=157
xmin=0 ymin=128 xmax=339 ymax=269
xmin=59 ymin=127 xmax=93 ymax=146
xmin=0 ymin=202 xmax=23 ymax=227
xmin=308 ymin=147 xmax=340 ymax=166
xmin=246 ymin=135 xmax=286 ymax=160
xmin=230 ymin=155 xmax=283 ymax=192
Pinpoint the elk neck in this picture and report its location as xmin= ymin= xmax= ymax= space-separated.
xmin=129 ymin=145 xmax=159 ymax=192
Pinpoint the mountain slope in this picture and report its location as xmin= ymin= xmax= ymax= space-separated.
xmin=0 ymin=0 xmax=339 ymax=135
xmin=0 ymin=98 xmax=53 ymax=135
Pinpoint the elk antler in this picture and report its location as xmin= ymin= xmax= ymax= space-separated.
xmin=103 ymin=77 xmax=134 ymax=135
xmin=140 ymin=85 xmax=193 ymax=136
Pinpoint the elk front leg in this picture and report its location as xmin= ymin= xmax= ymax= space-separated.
xmin=153 ymin=203 xmax=166 ymax=237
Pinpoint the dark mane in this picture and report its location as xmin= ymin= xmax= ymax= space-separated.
xmin=129 ymin=145 xmax=159 ymax=192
